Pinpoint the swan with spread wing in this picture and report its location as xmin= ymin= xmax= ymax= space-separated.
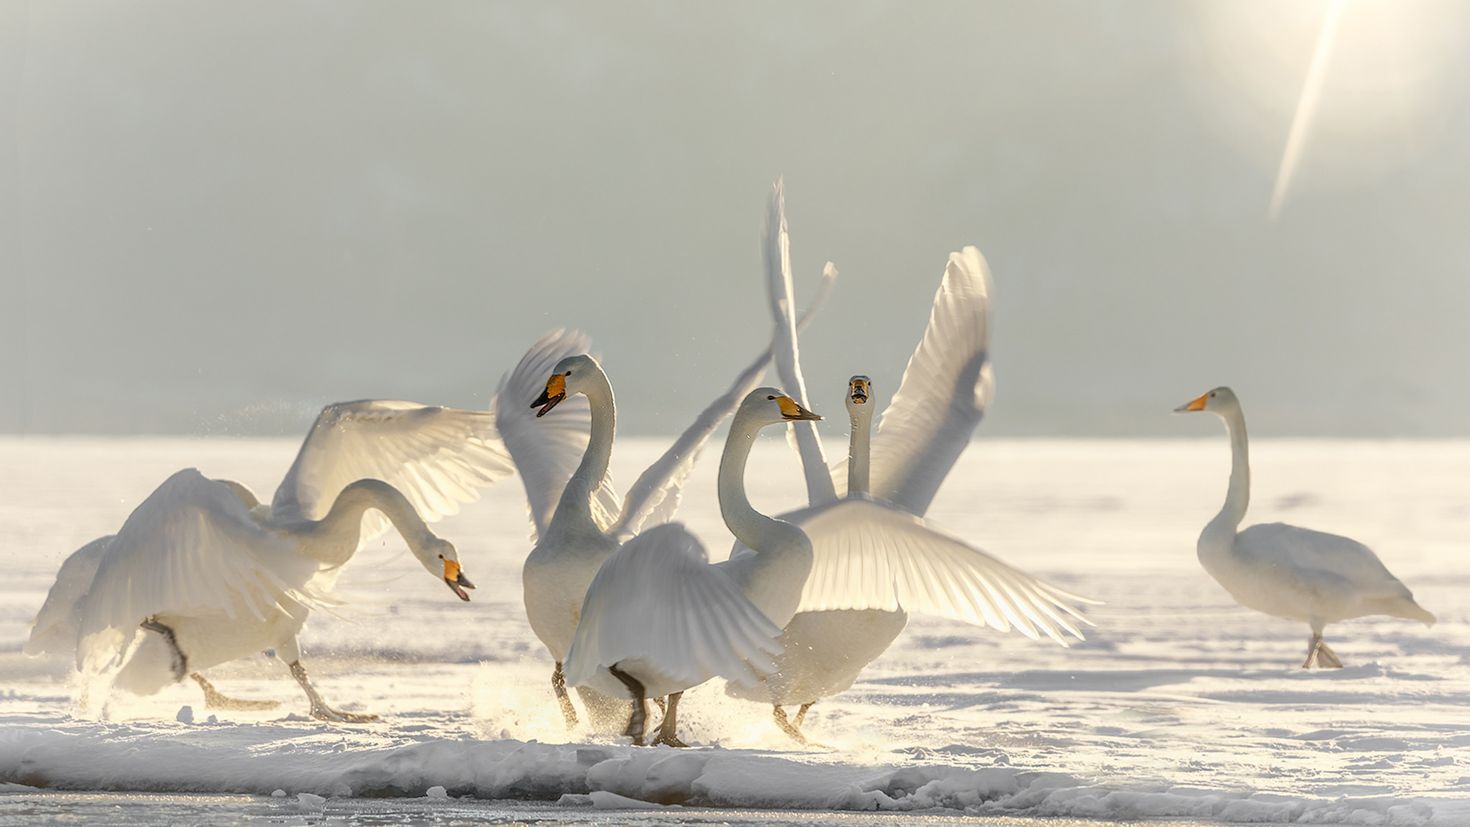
xmin=25 ymin=401 xmax=507 ymax=721
xmin=727 ymin=183 xmax=1094 ymax=743
xmin=1174 ymin=386 xmax=1434 ymax=667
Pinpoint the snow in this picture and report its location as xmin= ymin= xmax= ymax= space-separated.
xmin=0 ymin=437 xmax=1466 ymax=825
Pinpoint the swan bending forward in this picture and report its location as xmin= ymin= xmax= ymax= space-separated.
xmin=26 ymin=401 xmax=505 ymax=720
xmin=1174 ymin=386 xmax=1435 ymax=667
xmin=563 ymin=388 xmax=822 ymax=746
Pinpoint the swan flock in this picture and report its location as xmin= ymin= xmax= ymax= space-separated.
xmin=25 ymin=180 xmax=1436 ymax=746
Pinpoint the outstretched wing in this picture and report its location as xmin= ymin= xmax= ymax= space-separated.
xmin=610 ymin=263 xmax=839 ymax=538
xmin=271 ymin=399 xmax=513 ymax=540
xmin=791 ymin=499 xmax=1093 ymax=645
xmin=77 ymin=470 xmax=318 ymax=673
xmin=24 ymin=535 xmax=114 ymax=657
xmin=765 ymin=178 xmax=837 ymax=505
xmin=564 ymin=524 xmax=783 ymax=690
xmin=491 ymin=330 xmax=622 ymax=540
xmin=865 ymin=247 xmax=994 ymax=516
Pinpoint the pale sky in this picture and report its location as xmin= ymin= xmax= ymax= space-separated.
xmin=3 ymin=1 xmax=1468 ymax=437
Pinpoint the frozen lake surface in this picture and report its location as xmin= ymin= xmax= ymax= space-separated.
xmin=1 ymin=437 xmax=1466 ymax=826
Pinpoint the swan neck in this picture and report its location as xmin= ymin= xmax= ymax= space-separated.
xmin=312 ymin=479 xmax=432 ymax=565
xmin=718 ymin=412 xmax=785 ymax=548
xmin=847 ymin=405 xmax=873 ymax=495
xmin=556 ymin=369 xmax=616 ymax=526
xmin=1217 ymin=408 xmax=1250 ymax=529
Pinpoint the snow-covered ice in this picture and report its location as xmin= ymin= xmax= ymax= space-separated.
xmin=0 ymin=437 xmax=1465 ymax=825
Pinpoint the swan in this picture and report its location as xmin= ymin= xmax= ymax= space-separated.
xmin=724 ymin=186 xmax=1093 ymax=743
xmin=563 ymin=388 xmax=822 ymax=746
xmin=1174 ymin=386 xmax=1435 ymax=667
xmin=496 ymin=292 xmax=836 ymax=732
xmin=24 ymin=400 xmax=509 ymax=720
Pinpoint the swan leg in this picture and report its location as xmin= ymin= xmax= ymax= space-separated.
xmin=607 ymin=664 xmax=647 ymax=746
xmin=1317 ymin=641 xmax=1343 ymax=668
xmin=1303 ymin=633 xmax=1322 ymax=668
xmin=276 ymin=638 xmax=377 ymax=723
xmin=651 ymin=691 xmax=688 ymax=748
xmin=772 ymin=705 xmax=810 ymax=745
xmin=652 ymin=696 xmax=668 ymax=715
xmin=552 ymin=662 xmax=579 ymax=729
xmin=191 ymin=673 xmax=279 ymax=711
xmin=793 ymin=702 xmax=814 ymax=729
xmin=140 ymin=618 xmax=188 ymax=681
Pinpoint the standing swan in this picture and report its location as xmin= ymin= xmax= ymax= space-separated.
xmin=497 ymin=270 xmax=836 ymax=732
xmin=1174 ymin=387 xmax=1435 ymax=667
xmin=563 ymin=388 xmax=822 ymax=746
xmin=25 ymin=401 xmax=507 ymax=720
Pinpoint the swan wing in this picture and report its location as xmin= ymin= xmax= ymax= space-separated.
xmin=564 ymin=523 xmax=783 ymax=690
xmin=1237 ymin=522 xmax=1415 ymax=600
xmin=271 ymin=399 xmax=513 ymax=541
xmin=610 ymin=265 xmax=840 ymax=538
xmin=864 ymin=247 xmax=994 ymax=515
xmin=765 ymin=178 xmax=837 ymax=505
xmin=76 ymin=470 xmax=317 ymax=673
xmin=24 ymin=535 xmax=114 ymax=657
xmin=492 ymin=330 xmax=623 ymax=540
xmin=793 ymin=498 xmax=1093 ymax=645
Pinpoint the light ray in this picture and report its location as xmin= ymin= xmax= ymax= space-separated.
xmin=1268 ymin=0 xmax=1348 ymax=221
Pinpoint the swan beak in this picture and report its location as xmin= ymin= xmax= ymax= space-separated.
xmin=531 ymin=374 xmax=568 ymax=418
xmin=776 ymin=395 xmax=822 ymax=421
xmin=849 ymin=377 xmax=871 ymax=404
xmin=443 ymin=559 xmax=475 ymax=602
xmin=1174 ymin=393 xmax=1209 ymax=413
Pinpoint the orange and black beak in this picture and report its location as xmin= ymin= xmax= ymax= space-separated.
xmin=776 ymin=395 xmax=822 ymax=421
xmin=531 ymin=373 xmax=568 ymax=418
xmin=849 ymin=376 xmax=871 ymax=405
xmin=443 ymin=559 xmax=475 ymax=602
xmin=1173 ymin=392 xmax=1209 ymax=413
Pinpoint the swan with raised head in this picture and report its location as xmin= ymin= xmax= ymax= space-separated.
xmin=725 ymin=186 xmax=1093 ymax=743
xmin=563 ymin=388 xmax=822 ymax=746
xmin=25 ymin=400 xmax=507 ymax=720
xmin=1174 ymin=386 xmax=1435 ymax=667
xmin=497 ymin=292 xmax=835 ymax=732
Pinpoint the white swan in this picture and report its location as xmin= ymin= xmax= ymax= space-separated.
xmin=497 ymin=307 xmax=835 ymax=731
xmin=563 ymin=388 xmax=822 ymax=746
xmin=721 ymin=185 xmax=1093 ymax=743
xmin=1174 ymin=386 xmax=1435 ymax=667
xmin=25 ymin=400 xmax=508 ymax=720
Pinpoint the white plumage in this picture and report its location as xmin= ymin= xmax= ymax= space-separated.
xmin=25 ymin=400 xmax=508 ymax=720
xmin=1175 ymin=386 xmax=1435 ymax=667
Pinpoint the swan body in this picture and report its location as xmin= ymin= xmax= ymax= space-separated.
xmin=26 ymin=400 xmax=507 ymax=718
xmin=563 ymin=388 xmax=820 ymax=745
xmin=1175 ymin=386 xmax=1435 ymax=667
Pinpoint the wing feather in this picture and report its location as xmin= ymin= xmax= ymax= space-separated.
xmin=787 ymin=499 xmax=1094 ymax=645
xmin=75 ymin=470 xmax=319 ymax=673
xmin=271 ymin=399 xmax=514 ymax=541
xmin=564 ymin=524 xmax=783 ymax=691
xmin=863 ymin=247 xmax=995 ymax=515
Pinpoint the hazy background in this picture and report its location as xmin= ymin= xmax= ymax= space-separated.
xmin=3 ymin=1 xmax=1467 ymax=438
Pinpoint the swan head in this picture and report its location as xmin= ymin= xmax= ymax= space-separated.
xmin=846 ymin=375 xmax=873 ymax=412
xmin=422 ymin=537 xmax=475 ymax=602
xmin=1174 ymin=386 xmax=1240 ymax=416
xmin=532 ymin=353 xmax=601 ymax=417
xmin=740 ymin=386 xmax=822 ymax=425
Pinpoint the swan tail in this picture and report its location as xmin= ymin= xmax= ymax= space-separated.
xmin=1395 ymin=600 xmax=1436 ymax=626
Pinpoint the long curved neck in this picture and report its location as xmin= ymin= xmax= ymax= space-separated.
xmin=553 ymin=367 xmax=615 ymax=529
xmin=304 ymin=479 xmax=433 ymax=566
xmin=847 ymin=405 xmax=873 ymax=496
xmin=1213 ymin=407 xmax=1250 ymax=531
xmin=719 ymin=413 xmax=790 ymax=550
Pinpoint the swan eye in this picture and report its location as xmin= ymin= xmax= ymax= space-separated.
xmin=437 ymin=553 xmax=444 ymax=559
xmin=565 ymin=370 xmax=572 ymax=377
xmin=767 ymin=395 xmax=776 ymax=400
xmin=1209 ymin=392 xmax=1216 ymax=398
